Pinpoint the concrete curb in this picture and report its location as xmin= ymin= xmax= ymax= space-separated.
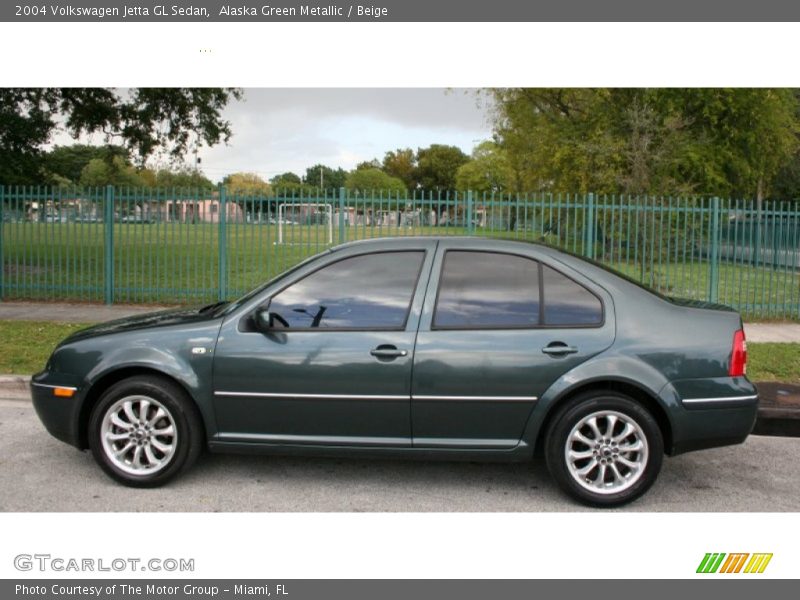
xmin=0 ymin=375 xmax=32 ymax=399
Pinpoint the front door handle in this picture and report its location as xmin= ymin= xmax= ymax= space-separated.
xmin=370 ymin=345 xmax=408 ymax=359
xmin=542 ymin=342 xmax=578 ymax=356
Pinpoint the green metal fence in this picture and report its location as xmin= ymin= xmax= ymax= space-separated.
xmin=1 ymin=185 xmax=799 ymax=319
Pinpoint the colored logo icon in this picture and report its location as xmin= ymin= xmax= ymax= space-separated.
xmin=697 ymin=553 xmax=773 ymax=574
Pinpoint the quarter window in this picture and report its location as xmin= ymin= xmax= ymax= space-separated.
xmin=542 ymin=265 xmax=603 ymax=325
xmin=434 ymin=251 xmax=541 ymax=328
xmin=267 ymin=251 xmax=424 ymax=329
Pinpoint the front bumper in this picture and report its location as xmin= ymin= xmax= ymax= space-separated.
xmin=30 ymin=378 xmax=85 ymax=448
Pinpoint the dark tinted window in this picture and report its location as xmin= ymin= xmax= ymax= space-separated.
xmin=268 ymin=251 xmax=423 ymax=329
xmin=542 ymin=265 xmax=602 ymax=325
xmin=434 ymin=251 xmax=540 ymax=328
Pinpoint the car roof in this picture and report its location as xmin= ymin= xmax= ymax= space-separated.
xmin=333 ymin=235 xmax=553 ymax=252
xmin=331 ymin=236 xmax=581 ymax=263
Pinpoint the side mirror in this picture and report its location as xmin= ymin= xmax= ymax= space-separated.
xmin=254 ymin=307 xmax=272 ymax=332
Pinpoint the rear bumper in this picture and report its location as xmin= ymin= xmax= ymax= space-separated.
xmin=30 ymin=379 xmax=84 ymax=448
xmin=670 ymin=402 xmax=758 ymax=455
xmin=664 ymin=376 xmax=759 ymax=455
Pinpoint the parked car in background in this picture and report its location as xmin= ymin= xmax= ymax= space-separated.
xmin=31 ymin=237 xmax=757 ymax=506
xmin=74 ymin=215 xmax=102 ymax=223
xmin=119 ymin=214 xmax=154 ymax=224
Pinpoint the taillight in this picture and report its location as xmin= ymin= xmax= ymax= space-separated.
xmin=729 ymin=329 xmax=747 ymax=377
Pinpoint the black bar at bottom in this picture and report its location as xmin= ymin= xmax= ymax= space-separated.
xmin=1 ymin=580 xmax=794 ymax=600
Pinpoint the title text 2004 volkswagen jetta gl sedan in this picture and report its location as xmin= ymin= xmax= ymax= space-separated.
xmin=31 ymin=237 xmax=758 ymax=506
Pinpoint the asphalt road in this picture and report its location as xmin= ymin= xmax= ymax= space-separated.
xmin=2 ymin=396 xmax=799 ymax=512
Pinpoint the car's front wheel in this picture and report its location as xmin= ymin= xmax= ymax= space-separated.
xmin=88 ymin=375 xmax=204 ymax=487
xmin=544 ymin=391 xmax=663 ymax=507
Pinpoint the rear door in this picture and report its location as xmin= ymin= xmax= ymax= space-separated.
xmin=411 ymin=241 xmax=615 ymax=449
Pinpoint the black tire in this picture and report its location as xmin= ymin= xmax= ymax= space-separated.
xmin=88 ymin=375 xmax=204 ymax=487
xmin=544 ymin=391 xmax=663 ymax=507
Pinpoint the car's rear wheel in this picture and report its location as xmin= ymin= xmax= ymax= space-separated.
xmin=545 ymin=391 xmax=663 ymax=507
xmin=88 ymin=375 xmax=204 ymax=487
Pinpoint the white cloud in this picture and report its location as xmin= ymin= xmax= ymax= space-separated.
xmin=46 ymin=88 xmax=493 ymax=183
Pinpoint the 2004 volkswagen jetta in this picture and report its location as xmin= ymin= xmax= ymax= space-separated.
xmin=31 ymin=237 xmax=757 ymax=506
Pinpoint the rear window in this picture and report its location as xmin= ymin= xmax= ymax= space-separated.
xmin=542 ymin=265 xmax=603 ymax=325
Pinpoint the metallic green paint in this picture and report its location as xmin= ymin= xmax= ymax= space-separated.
xmin=31 ymin=237 xmax=758 ymax=469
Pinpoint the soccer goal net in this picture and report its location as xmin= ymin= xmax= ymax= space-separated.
xmin=276 ymin=202 xmax=334 ymax=245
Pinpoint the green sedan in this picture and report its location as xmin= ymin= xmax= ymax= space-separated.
xmin=31 ymin=237 xmax=757 ymax=506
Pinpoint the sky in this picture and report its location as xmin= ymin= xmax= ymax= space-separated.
xmin=197 ymin=88 xmax=494 ymax=181
xmin=56 ymin=88 xmax=495 ymax=182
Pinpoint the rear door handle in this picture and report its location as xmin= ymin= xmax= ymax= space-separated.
xmin=542 ymin=343 xmax=578 ymax=356
xmin=370 ymin=346 xmax=408 ymax=359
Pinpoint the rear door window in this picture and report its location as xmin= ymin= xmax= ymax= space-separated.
xmin=433 ymin=251 xmax=541 ymax=328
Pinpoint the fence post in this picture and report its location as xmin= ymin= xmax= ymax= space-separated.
xmin=218 ymin=185 xmax=228 ymax=301
xmin=103 ymin=185 xmax=115 ymax=305
xmin=0 ymin=185 xmax=4 ymax=302
xmin=338 ymin=187 xmax=346 ymax=244
xmin=753 ymin=199 xmax=762 ymax=268
xmin=708 ymin=196 xmax=721 ymax=303
xmin=584 ymin=192 xmax=596 ymax=259
xmin=466 ymin=190 xmax=474 ymax=235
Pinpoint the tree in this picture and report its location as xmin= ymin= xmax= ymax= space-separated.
xmin=305 ymin=164 xmax=347 ymax=189
xmin=415 ymin=144 xmax=469 ymax=192
xmin=455 ymin=141 xmax=516 ymax=193
xmin=382 ymin=148 xmax=417 ymax=189
xmin=0 ymin=88 xmax=242 ymax=184
xmin=79 ymin=156 xmax=146 ymax=188
xmin=355 ymin=159 xmax=381 ymax=171
xmin=490 ymin=88 xmax=625 ymax=193
xmin=141 ymin=167 xmax=214 ymax=190
xmin=270 ymin=172 xmax=302 ymax=186
xmin=345 ymin=168 xmax=407 ymax=194
xmin=222 ymin=172 xmax=272 ymax=196
xmin=654 ymin=88 xmax=799 ymax=202
xmin=489 ymin=88 xmax=800 ymax=198
xmin=43 ymin=144 xmax=129 ymax=185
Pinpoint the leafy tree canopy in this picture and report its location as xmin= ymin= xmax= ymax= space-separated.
xmin=355 ymin=159 xmax=382 ymax=171
xmin=489 ymin=88 xmax=800 ymax=199
xmin=79 ymin=156 xmax=146 ymax=188
xmin=43 ymin=144 xmax=128 ymax=185
xmin=0 ymin=87 xmax=242 ymax=185
xmin=415 ymin=144 xmax=470 ymax=192
xmin=455 ymin=141 xmax=516 ymax=194
xmin=382 ymin=148 xmax=417 ymax=190
xmin=270 ymin=172 xmax=302 ymax=186
xmin=222 ymin=172 xmax=272 ymax=197
xmin=345 ymin=168 xmax=407 ymax=194
xmin=140 ymin=167 xmax=214 ymax=190
xmin=305 ymin=164 xmax=347 ymax=190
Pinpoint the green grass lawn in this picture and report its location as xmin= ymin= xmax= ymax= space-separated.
xmin=0 ymin=321 xmax=89 ymax=374
xmin=1 ymin=319 xmax=798 ymax=385
xmin=3 ymin=222 xmax=799 ymax=318
xmin=747 ymin=343 xmax=800 ymax=383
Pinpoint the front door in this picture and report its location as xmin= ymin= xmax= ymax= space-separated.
xmin=411 ymin=246 xmax=615 ymax=449
xmin=212 ymin=244 xmax=435 ymax=447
